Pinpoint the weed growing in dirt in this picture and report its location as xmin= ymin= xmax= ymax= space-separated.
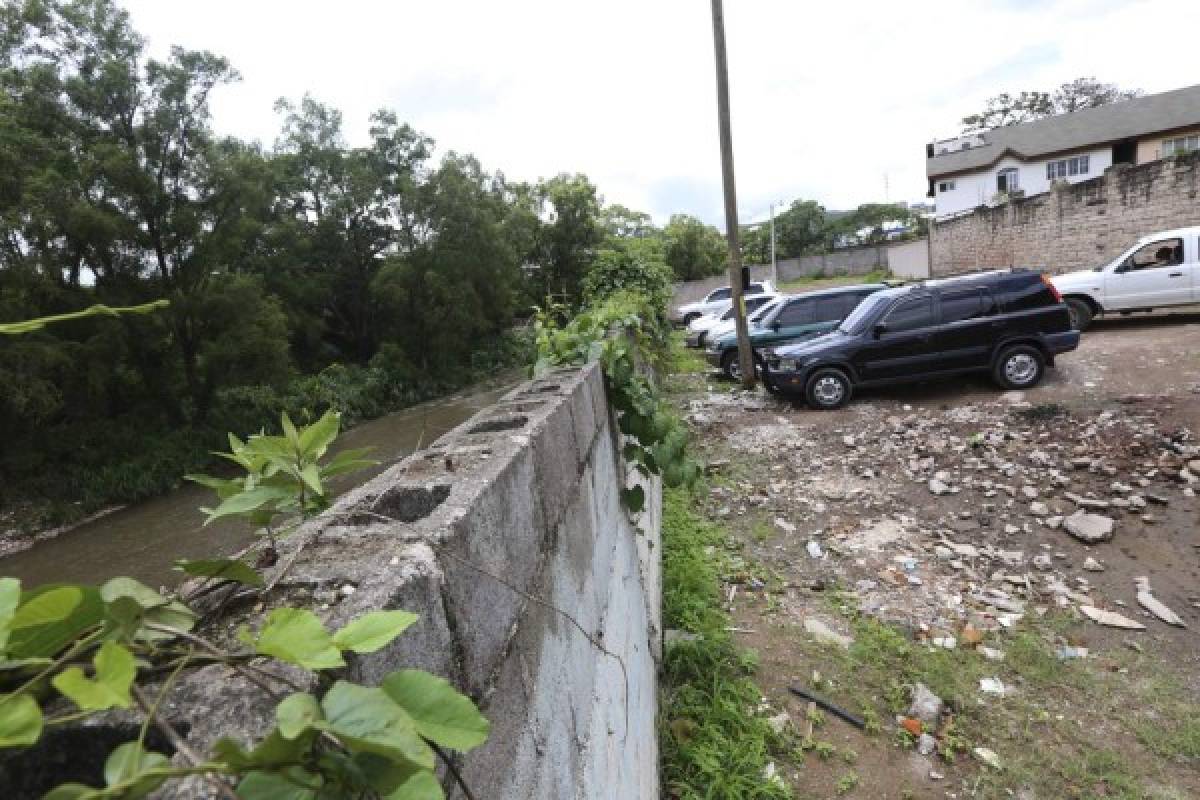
xmin=660 ymin=488 xmax=791 ymax=800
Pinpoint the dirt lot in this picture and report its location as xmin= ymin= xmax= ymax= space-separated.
xmin=668 ymin=311 xmax=1200 ymax=799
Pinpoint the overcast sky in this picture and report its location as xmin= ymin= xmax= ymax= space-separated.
xmin=120 ymin=0 xmax=1199 ymax=228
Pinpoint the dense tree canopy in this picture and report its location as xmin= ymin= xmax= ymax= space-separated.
xmin=0 ymin=0 xmax=647 ymax=526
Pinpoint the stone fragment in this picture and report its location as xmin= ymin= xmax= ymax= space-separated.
xmin=1079 ymin=605 xmax=1146 ymax=630
xmin=774 ymin=517 xmax=796 ymax=534
xmin=907 ymin=683 xmax=943 ymax=725
xmin=928 ymin=478 xmax=950 ymax=495
xmin=917 ymin=733 xmax=937 ymax=756
xmin=1135 ymin=576 xmax=1186 ymax=627
xmin=804 ymin=618 xmax=853 ymax=648
xmin=1063 ymin=511 xmax=1114 ymax=543
xmin=1082 ymin=557 xmax=1104 ymax=572
xmin=974 ymin=747 xmax=1002 ymax=770
xmin=1029 ymin=501 xmax=1049 ymax=516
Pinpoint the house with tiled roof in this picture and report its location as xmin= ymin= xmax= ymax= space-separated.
xmin=926 ymin=84 xmax=1200 ymax=219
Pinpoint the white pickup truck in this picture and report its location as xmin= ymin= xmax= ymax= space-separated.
xmin=1053 ymin=226 xmax=1200 ymax=330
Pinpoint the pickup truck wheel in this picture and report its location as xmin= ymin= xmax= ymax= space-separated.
xmin=1065 ymin=298 xmax=1093 ymax=331
xmin=804 ymin=368 xmax=852 ymax=410
xmin=994 ymin=345 xmax=1045 ymax=390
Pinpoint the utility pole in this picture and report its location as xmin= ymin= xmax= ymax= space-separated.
xmin=769 ymin=202 xmax=778 ymax=286
xmin=710 ymin=0 xmax=754 ymax=388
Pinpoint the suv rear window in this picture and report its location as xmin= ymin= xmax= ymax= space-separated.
xmin=885 ymin=297 xmax=934 ymax=332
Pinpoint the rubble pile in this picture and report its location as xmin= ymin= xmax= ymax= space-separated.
xmin=688 ymin=391 xmax=1199 ymax=640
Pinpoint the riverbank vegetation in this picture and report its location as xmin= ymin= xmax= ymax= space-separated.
xmin=0 ymin=0 xmax=688 ymax=532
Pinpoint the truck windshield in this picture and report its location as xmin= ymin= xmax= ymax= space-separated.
xmin=837 ymin=294 xmax=888 ymax=334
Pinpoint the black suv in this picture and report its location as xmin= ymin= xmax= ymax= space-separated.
xmin=761 ymin=270 xmax=1080 ymax=409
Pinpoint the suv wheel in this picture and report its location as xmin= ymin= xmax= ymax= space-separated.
xmin=805 ymin=368 xmax=852 ymax=410
xmin=994 ymin=345 xmax=1045 ymax=390
xmin=682 ymin=313 xmax=701 ymax=326
xmin=1065 ymin=298 xmax=1093 ymax=331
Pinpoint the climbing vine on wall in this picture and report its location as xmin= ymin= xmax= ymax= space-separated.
xmin=534 ymin=290 xmax=700 ymax=510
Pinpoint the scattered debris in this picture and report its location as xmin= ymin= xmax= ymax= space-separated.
xmin=1079 ymin=605 xmax=1146 ymax=630
xmin=803 ymin=618 xmax=853 ymax=649
xmin=979 ymin=677 xmax=1007 ymax=696
xmin=1135 ymin=576 xmax=1187 ymax=627
xmin=788 ymin=685 xmax=866 ymax=729
xmin=973 ymin=747 xmax=1002 ymax=770
xmin=907 ymin=683 xmax=944 ymax=725
xmin=1063 ymin=510 xmax=1115 ymax=543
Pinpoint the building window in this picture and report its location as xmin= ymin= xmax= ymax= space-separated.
xmin=1163 ymin=135 xmax=1200 ymax=157
xmin=938 ymin=180 xmax=956 ymax=192
xmin=997 ymin=168 xmax=1019 ymax=193
xmin=1046 ymin=155 xmax=1090 ymax=180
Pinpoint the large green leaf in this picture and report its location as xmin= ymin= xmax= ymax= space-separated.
xmin=297 ymin=411 xmax=341 ymax=461
xmin=0 ymin=692 xmax=42 ymax=747
xmin=6 ymin=585 xmax=104 ymax=659
xmin=41 ymin=784 xmax=97 ymax=800
xmin=237 ymin=767 xmax=321 ymax=800
xmin=281 ymin=413 xmax=301 ymax=450
xmin=9 ymin=587 xmax=82 ymax=629
xmin=319 ymin=682 xmax=432 ymax=769
xmin=0 ymin=577 xmax=20 ymax=654
xmin=174 ymin=558 xmax=264 ymax=588
xmin=276 ymin=693 xmax=323 ymax=740
xmin=103 ymin=741 xmax=169 ymax=798
xmin=381 ymin=670 xmax=490 ymax=752
xmin=242 ymin=609 xmax=344 ymax=670
xmin=52 ymin=641 xmax=136 ymax=711
xmin=298 ymin=464 xmax=323 ymax=499
xmin=100 ymin=578 xmax=196 ymax=641
xmin=383 ymin=772 xmax=444 ymax=800
xmin=202 ymin=485 xmax=294 ymax=524
xmin=319 ymin=448 xmax=376 ymax=480
xmin=331 ymin=611 xmax=418 ymax=655
xmin=213 ymin=728 xmax=312 ymax=771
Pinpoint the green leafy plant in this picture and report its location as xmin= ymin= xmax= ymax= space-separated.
xmin=0 ymin=407 xmax=489 ymax=798
xmin=534 ymin=290 xmax=700 ymax=509
xmin=185 ymin=410 xmax=375 ymax=557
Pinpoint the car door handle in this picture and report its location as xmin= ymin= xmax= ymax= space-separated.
xmin=1169 ymin=272 xmax=1184 ymax=277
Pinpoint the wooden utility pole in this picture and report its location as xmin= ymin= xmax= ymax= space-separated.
xmin=710 ymin=0 xmax=755 ymax=388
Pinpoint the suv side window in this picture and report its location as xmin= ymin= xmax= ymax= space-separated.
xmin=776 ymin=299 xmax=814 ymax=326
xmin=939 ymin=288 xmax=996 ymax=323
xmin=708 ymin=288 xmax=731 ymax=302
xmin=748 ymin=283 xmax=765 ymax=294
xmin=811 ymin=296 xmax=859 ymax=323
xmin=884 ymin=296 xmax=934 ymax=332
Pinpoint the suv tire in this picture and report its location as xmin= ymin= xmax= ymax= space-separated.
xmin=993 ymin=345 xmax=1045 ymax=390
xmin=1065 ymin=298 xmax=1093 ymax=331
xmin=805 ymin=368 xmax=852 ymax=410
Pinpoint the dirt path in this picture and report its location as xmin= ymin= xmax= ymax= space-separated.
xmin=668 ymin=317 xmax=1200 ymax=799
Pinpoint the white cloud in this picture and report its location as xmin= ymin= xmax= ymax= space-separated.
xmin=121 ymin=0 xmax=1200 ymax=227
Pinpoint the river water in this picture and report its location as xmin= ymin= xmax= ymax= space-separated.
xmin=0 ymin=376 xmax=521 ymax=589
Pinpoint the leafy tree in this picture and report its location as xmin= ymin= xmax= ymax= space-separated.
xmin=602 ymin=204 xmax=656 ymax=239
xmin=961 ymin=77 xmax=1143 ymax=132
xmin=663 ymin=214 xmax=726 ymax=281
xmin=773 ymin=200 xmax=827 ymax=259
xmin=531 ymin=174 xmax=605 ymax=302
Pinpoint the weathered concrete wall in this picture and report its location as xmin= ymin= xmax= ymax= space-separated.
xmin=930 ymin=156 xmax=1200 ymax=275
xmin=886 ymin=238 xmax=931 ymax=280
xmin=3 ymin=363 xmax=662 ymax=799
xmin=775 ymin=245 xmax=888 ymax=282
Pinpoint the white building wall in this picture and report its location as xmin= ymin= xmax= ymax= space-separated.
xmin=932 ymin=146 xmax=1114 ymax=219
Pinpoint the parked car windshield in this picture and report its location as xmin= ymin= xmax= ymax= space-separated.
xmin=836 ymin=293 xmax=889 ymax=333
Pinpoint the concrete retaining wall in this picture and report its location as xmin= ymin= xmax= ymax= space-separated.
xmin=775 ymin=245 xmax=889 ymax=282
xmin=2 ymin=363 xmax=663 ymax=799
xmin=886 ymin=238 xmax=932 ymax=280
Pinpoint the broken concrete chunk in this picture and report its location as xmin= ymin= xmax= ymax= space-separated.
xmin=1063 ymin=510 xmax=1115 ymax=543
xmin=907 ymin=683 xmax=944 ymax=725
xmin=803 ymin=618 xmax=853 ymax=649
xmin=928 ymin=478 xmax=951 ymax=495
xmin=774 ymin=517 xmax=796 ymax=534
xmin=917 ymin=733 xmax=938 ymax=756
xmin=974 ymin=747 xmax=1002 ymax=770
xmin=1135 ymin=576 xmax=1187 ymax=627
xmin=1079 ymin=605 xmax=1146 ymax=630
xmin=1065 ymin=491 xmax=1111 ymax=510
xmin=1029 ymin=501 xmax=1050 ymax=516
xmin=1082 ymin=557 xmax=1105 ymax=572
